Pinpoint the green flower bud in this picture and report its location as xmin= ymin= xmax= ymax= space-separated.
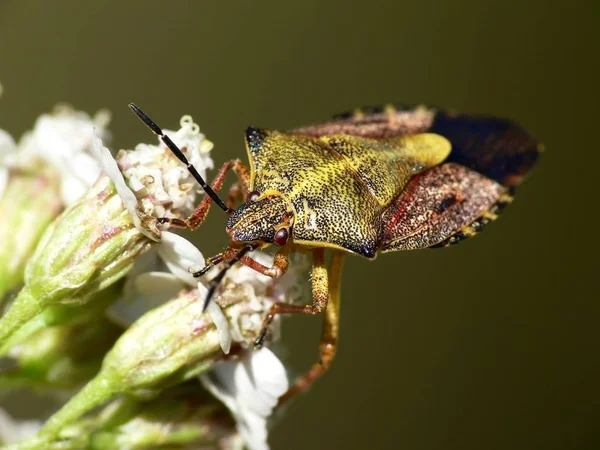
xmin=0 ymin=104 xmax=111 ymax=303
xmin=0 ymin=176 xmax=153 ymax=348
xmin=27 ymin=175 xmax=153 ymax=302
xmin=31 ymin=283 xmax=273 ymax=444
xmin=0 ymin=316 xmax=121 ymax=390
xmin=0 ymin=168 xmax=62 ymax=302
xmin=56 ymin=382 xmax=240 ymax=450
xmin=0 ymin=281 xmax=122 ymax=356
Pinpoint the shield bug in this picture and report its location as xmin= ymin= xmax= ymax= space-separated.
xmin=129 ymin=103 xmax=541 ymax=401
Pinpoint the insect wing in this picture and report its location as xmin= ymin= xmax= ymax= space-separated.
xmin=428 ymin=111 xmax=540 ymax=188
xmin=294 ymin=105 xmax=541 ymax=250
xmin=293 ymin=104 xmax=541 ymax=188
xmin=379 ymin=163 xmax=506 ymax=251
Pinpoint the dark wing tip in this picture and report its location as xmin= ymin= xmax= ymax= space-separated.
xmin=430 ymin=112 xmax=541 ymax=188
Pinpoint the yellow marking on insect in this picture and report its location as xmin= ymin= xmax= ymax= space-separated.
xmin=302 ymin=198 xmax=318 ymax=230
xmin=499 ymin=192 xmax=514 ymax=203
xmin=353 ymin=108 xmax=365 ymax=119
xmin=459 ymin=226 xmax=477 ymax=237
xmin=384 ymin=104 xmax=397 ymax=115
xmin=317 ymin=133 xmax=451 ymax=207
xmin=482 ymin=210 xmax=498 ymax=221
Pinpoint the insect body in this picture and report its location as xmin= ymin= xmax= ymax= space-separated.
xmin=231 ymin=129 xmax=453 ymax=257
xmin=130 ymin=103 xmax=540 ymax=402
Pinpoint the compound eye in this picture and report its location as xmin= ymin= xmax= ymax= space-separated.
xmin=273 ymin=228 xmax=289 ymax=246
xmin=247 ymin=190 xmax=260 ymax=202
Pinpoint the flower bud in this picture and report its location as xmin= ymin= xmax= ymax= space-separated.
xmin=0 ymin=168 xmax=62 ymax=301
xmin=33 ymin=279 xmax=277 ymax=443
xmin=0 ymin=113 xmax=217 ymax=354
xmin=0 ymin=281 xmax=123 ymax=356
xmin=0 ymin=176 xmax=151 ymax=348
xmin=0 ymin=316 xmax=121 ymax=390
xmin=56 ymin=382 xmax=241 ymax=450
xmin=0 ymin=105 xmax=110 ymax=303
xmin=26 ymin=176 xmax=152 ymax=301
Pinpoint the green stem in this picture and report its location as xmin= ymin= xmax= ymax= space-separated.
xmin=0 ymin=287 xmax=43 ymax=349
xmin=0 ymin=285 xmax=10 ymax=308
xmin=38 ymin=375 xmax=115 ymax=440
xmin=1 ymin=438 xmax=45 ymax=450
xmin=0 ymin=313 xmax=45 ymax=356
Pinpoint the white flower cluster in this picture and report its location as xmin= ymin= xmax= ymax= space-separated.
xmin=0 ymin=94 xmax=296 ymax=450
xmin=111 ymin=249 xmax=302 ymax=450
xmin=117 ymin=115 xmax=214 ymax=219
xmin=201 ymin=254 xmax=304 ymax=450
xmin=0 ymin=130 xmax=16 ymax=200
xmin=202 ymin=348 xmax=288 ymax=450
xmin=93 ymin=119 xmax=295 ymax=450
xmin=0 ymin=104 xmax=110 ymax=206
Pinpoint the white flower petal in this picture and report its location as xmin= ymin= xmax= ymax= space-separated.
xmin=0 ymin=407 xmax=42 ymax=445
xmin=126 ymin=247 xmax=164 ymax=279
xmin=15 ymin=107 xmax=108 ymax=205
xmin=0 ymin=129 xmax=16 ymax=155
xmin=91 ymin=132 xmax=158 ymax=241
xmin=200 ymin=348 xmax=289 ymax=450
xmin=0 ymin=129 xmax=17 ymax=200
xmin=0 ymin=167 xmax=8 ymax=201
xmin=50 ymin=148 xmax=102 ymax=205
xmin=205 ymin=293 xmax=232 ymax=355
xmin=59 ymin=175 xmax=90 ymax=207
xmin=237 ymin=410 xmax=268 ymax=450
xmin=238 ymin=347 xmax=289 ymax=416
xmin=31 ymin=114 xmax=94 ymax=159
xmin=156 ymin=231 xmax=205 ymax=286
xmin=107 ymin=271 xmax=185 ymax=327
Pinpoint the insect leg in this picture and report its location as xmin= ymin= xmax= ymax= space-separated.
xmin=239 ymin=246 xmax=290 ymax=278
xmin=226 ymin=180 xmax=248 ymax=209
xmin=191 ymin=246 xmax=290 ymax=279
xmin=184 ymin=159 xmax=250 ymax=230
xmin=279 ymin=251 xmax=344 ymax=403
xmin=254 ymin=248 xmax=328 ymax=348
xmin=193 ymin=246 xmax=290 ymax=311
xmin=158 ymin=159 xmax=251 ymax=231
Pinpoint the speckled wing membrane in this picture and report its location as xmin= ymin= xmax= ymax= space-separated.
xmin=292 ymin=105 xmax=541 ymax=250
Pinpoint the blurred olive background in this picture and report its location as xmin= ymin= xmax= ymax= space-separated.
xmin=0 ymin=1 xmax=598 ymax=449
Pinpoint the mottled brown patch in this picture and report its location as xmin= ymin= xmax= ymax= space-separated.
xmin=379 ymin=163 xmax=505 ymax=251
xmin=430 ymin=191 xmax=514 ymax=248
xmin=291 ymin=105 xmax=435 ymax=138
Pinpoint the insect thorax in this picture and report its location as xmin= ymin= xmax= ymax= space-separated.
xmin=246 ymin=130 xmax=449 ymax=258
